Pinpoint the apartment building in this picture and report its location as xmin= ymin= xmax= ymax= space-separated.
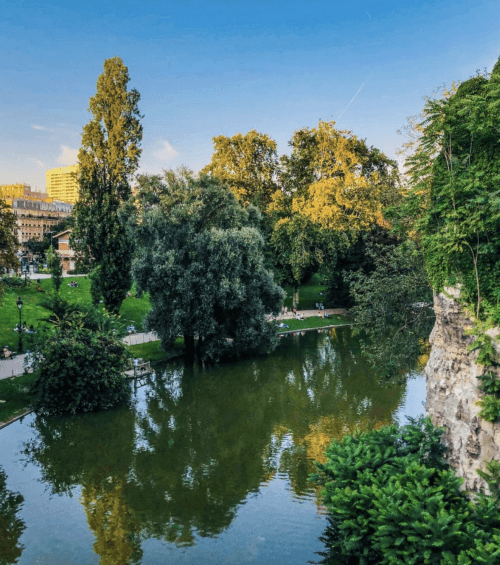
xmin=46 ymin=165 xmax=79 ymax=204
xmin=10 ymin=198 xmax=73 ymax=245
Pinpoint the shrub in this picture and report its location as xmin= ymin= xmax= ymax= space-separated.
xmin=312 ymin=417 xmax=500 ymax=564
xmin=0 ymin=276 xmax=32 ymax=288
xmin=30 ymin=300 xmax=131 ymax=415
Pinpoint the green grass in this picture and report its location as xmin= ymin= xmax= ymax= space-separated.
xmin=275 ymin=314 xmax=351 ymax=332
xmin=0 ymin=372 xmax=37 ymax=424
xmin=282 ymin=273 xmax=330 ymax=310
xmin=127 ymin=338 xmax=184 ymax=362
xmin=0 ymin=277 xmax=152 ymax=351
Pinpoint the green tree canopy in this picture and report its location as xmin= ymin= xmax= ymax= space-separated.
xmin=0 ymin=197 xmax=19 ymax=305
xmin=202 ymin=130 xmax=279 ymax=211
xmin=133 ymin=172 xmax=284 ymax=362
xmin=73 ymin=56 xmax=142 ymax=313
xmin=403 ymin=57 xmax=500 ymax=321
xmin=30 ymin=297 xmax=131 ymax=415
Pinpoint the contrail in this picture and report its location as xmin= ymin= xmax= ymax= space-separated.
xmin=366 ymin=11 xmax=371 ymax=18
xmin=337 ymin=76 xmax=371 ymax=121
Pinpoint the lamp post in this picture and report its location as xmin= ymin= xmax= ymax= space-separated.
xmin=17 ymin=296 xmax=23 ymax=353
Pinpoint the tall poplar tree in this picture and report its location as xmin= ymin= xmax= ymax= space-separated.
xmin=0 ymin=197 xmax=20 ymax=305
xmin=73 ymin=57 xmax=142 ymax=313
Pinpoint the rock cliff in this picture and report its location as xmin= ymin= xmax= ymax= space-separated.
xmin=425 ymin=287 xmax=500 ymax=491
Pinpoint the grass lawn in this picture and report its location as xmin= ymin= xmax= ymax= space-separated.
xmin=0 ymin=373 xmax=37 ymax=424
xmin=0 ymin=277 xmax=152 ymax=351
xmin=275 ymin=314 xmax=352 ymax=332
xmin=282 ymin=273 xmax=330 ymax=310
xmin=127 ymin=338 xmax=184 ymax=362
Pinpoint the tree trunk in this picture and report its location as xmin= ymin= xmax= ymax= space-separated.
xmin=184 ymin=334 xmax=195 ymax=365
xmin=196 ymin=336 xmax=204 ymax=364
xmin=293 ymin=283 xmax=299 ymax=309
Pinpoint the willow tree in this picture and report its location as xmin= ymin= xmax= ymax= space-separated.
xmin=133 ymin=172 xmax=284 ymax=363
xmin=73 ymin=57 xmax=142 ymax=313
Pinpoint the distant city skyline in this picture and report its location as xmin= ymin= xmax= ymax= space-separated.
xmin=1 ymin=0 xmax=499 ymax=189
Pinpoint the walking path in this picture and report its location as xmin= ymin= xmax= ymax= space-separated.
xmin=0 ymin=308 xmax=349 ymax=380
xmin=0 ymin=331 xmax=161 ymax=380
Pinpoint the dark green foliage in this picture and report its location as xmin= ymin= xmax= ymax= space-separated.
xmin=404 ymin=58 xmax=500 ymax=323
xmin=347 ymin=240 xmax=434 ymax=377
xmin=30 ymin=298 xmax=131 ymax=415
xmin=73 ymin=57 xmax=142 ymax=314
xmin=477 ymin=459 xmax=500 ymax=503
xmin=0 ymin=276 xmax=32 ymax=289
xmin=326 ymin=227 xmax=401 ymax=308
xmin=133 ymin=171 xmax=285 ymax=363
xmin=467 ymin=332 xmax=500 ymax=422
xmin=0 ymin=466 xmax=26 ymax=565
xmin=313 ymin=417 xmax=500 ymax=565
xmin=46 ymin=245 xmax=63 ymax=293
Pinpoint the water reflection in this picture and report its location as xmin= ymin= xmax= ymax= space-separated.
xmin=22 ymin=329 xmax=408 ymax=562
xmin=0 ymin=466 xmax=26 ymax=564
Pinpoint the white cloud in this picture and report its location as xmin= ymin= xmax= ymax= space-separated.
xmin=153 ymin=139 xmax=178 ymax=162
xmin=57 ymin=145 xmax=79 ymax=166
xmin=31 ymin=124 xmax=53 ymax=132
xmin=34 ymin=159 xmax=46 ymax=169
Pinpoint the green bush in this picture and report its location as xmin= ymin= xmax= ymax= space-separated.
xmin=313 ymin=417 xmax=500 ymax=564
xmin=0 ymin=276 xmax=31 ymax=288
xmin=30 ymin=299 xmax=131 ymax=415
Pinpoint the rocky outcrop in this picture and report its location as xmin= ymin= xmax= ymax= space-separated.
xmin=425 ymin=287 xmax=500 ymax=492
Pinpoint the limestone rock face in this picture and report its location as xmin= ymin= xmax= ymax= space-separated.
xmin=425 ymin=288 xmax=500 ymax=492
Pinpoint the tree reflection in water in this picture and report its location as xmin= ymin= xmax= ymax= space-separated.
xmin=0 ymin=466 xmax=26 ymax=565
xmin=22 ymin=328 xmax=408 ymax=563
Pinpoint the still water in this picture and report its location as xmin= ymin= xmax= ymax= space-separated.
xmin=0 ymin=328 xmax=426 ymax=564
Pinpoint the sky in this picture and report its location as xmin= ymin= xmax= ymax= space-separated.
xmin=1 ymin=0 xmax=499 ymax=190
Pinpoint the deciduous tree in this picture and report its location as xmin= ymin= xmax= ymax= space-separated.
xmin=72 ymin=57 xmax=142 ymax=313
xmin=0 ymin=197 xmax=19 ymax=304
xmin=46 ymin=245 xmax=63 ymax=294
xmin=402 ymin=57 xmax=500 ymax=321
xmin=133 ymin=172 xmax=284 ymax=363
xmin=202 ymin=130 xmax=278 ymax=211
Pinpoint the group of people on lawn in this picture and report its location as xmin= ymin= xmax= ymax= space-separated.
xmin=14 ymin=322 xmax=35 ymax=333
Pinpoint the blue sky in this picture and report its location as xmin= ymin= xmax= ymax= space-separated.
xmin=1 ymin=0 xmax=499 ymax=190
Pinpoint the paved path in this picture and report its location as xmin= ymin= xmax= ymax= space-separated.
xmin=0 ymin=309 xmax=349 ymax=380
xmin=0 ymin=331 xmax=160 ymax=380
xmin=122 ymin=331 xmax=159 ymax=346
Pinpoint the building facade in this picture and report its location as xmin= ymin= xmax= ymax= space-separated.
xmin=53 ymin=229 xmax=76 ymax=272
xmin=0 ymin=183 xmax=54 ymax=201
xmin=46 ymin=165 xmax=79 ymax=204
xmin=10 ymin=198 xmax=73 ymax=245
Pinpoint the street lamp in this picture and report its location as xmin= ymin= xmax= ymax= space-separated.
xmin=17 ymin=296 xmax=23 ymax=353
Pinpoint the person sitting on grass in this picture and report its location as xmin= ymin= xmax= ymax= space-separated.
xmin=2 ymin=346 xmax=14 ymax=359
xmin=127 ymin=325 xmax=137 ymax=335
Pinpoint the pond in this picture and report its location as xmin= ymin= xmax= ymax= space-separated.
xmin=0 ymin=328 xmax=426 ymax=564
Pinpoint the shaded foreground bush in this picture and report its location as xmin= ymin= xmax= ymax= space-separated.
xmin=30 ymin=297 xmax=131 ymax=415
xmin=312 ymin=416 xmax=500 ymax=564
